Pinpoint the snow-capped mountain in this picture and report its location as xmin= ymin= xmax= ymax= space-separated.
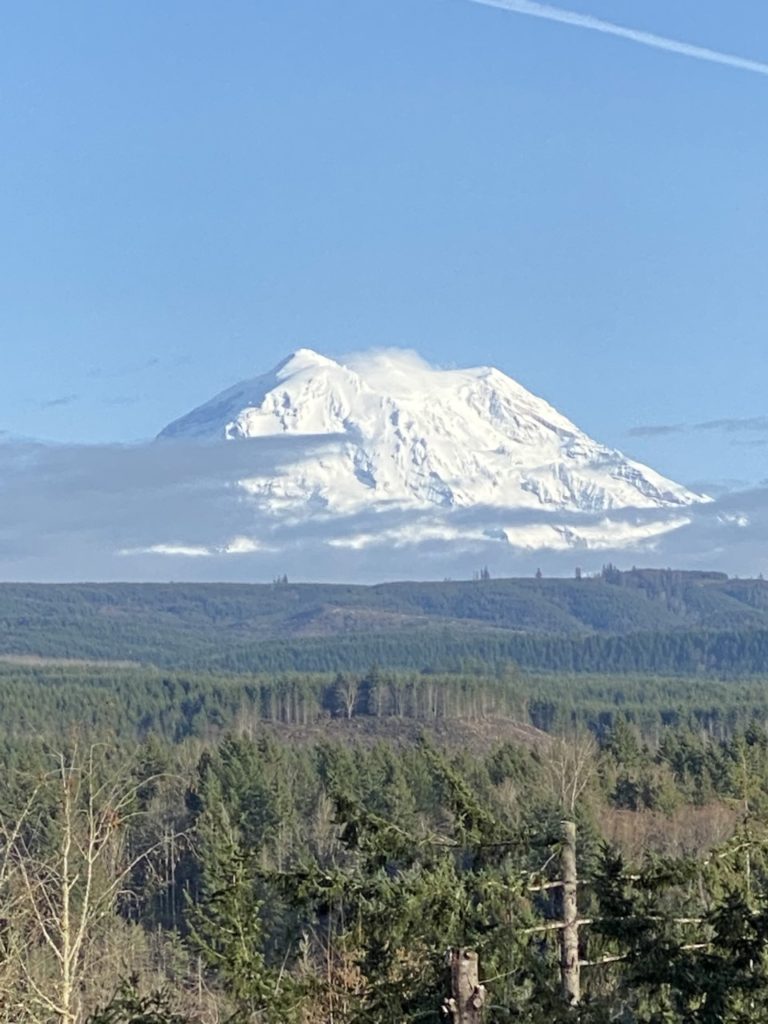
xmin=159 ymin=348 xmax=706 ymax=529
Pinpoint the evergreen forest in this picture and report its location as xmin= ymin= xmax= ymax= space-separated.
xmin=3 ymin=569 xmax=768 ymax=676
xmin=3 ymin=572 xmax=768 ymax=1021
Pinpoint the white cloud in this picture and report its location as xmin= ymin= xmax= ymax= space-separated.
xmin=122 ymin=544 xmax=213 ymax=558
xmin=342 ymin=347 xmax=436 ymax=376
xmin=223 ymin=536 xmax=276 ymax=554
xmin=0 ymin=436 xmax=767 ymax=582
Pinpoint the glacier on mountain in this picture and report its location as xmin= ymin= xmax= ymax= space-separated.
xmin=157 ymin=348 xmax=710 ymax=552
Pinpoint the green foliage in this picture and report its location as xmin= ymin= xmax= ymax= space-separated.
xmin=11 ymin=602 xmax=768 ymax=1022
xmin=2 ymin=572 xmax=768 ymax=676
xmin=87 ymin=981 xmax=189 ymax=1024
xmin=185 ymin=751 xmax=298 ymax=1023
xmin=6 ymin=657 xmax=768 ymax=756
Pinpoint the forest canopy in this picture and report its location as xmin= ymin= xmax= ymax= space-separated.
xmin=4 ymin=570 xmax=768 ymax=1021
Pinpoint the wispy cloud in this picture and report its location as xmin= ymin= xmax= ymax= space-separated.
xmin=121 ymin=543 xmax=213 ymax=559
xmin=87 ymin=355 xmax=191 ymax=380
xmin=629 ymin=417 xmax=768 ymax=440
xmin=87 ymin=357 xmax=160 ymax=380
xmin=697 ymin=416 xmax=768 ymax=434
xmin=40 ymin=394 xmax=78 ymax=410
xmin=627 ymin=424 xmax=685 ymax=438
xmin=469 ymin=0 xmax=768 ymax=77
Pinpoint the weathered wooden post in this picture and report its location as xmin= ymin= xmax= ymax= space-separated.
xmin=442 ymin=948 xmax=487 ymax=1023
xmin=560 ymin=819 xmax=580 ymax=1007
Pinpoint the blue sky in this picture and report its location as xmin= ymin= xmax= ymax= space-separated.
xmin=2 ymin=0 xmax=767 ymax=492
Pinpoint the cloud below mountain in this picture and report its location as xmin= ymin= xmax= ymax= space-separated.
xmin=0 ymin=434 xmax=765 ymax=582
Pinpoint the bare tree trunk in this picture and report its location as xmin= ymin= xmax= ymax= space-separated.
xmin=560 ymin=820 xmax=580 ymax=1007
xmin=59 ymin=763 xmax=74 ymax=1024
xmin=443 ymin=949 xmax=486 ymax=1024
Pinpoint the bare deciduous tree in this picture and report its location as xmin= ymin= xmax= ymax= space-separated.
xmin=544 ymin=733 xmax=598 ymax=816
xmin=0 ymin=745 xmax=184 ymax=1024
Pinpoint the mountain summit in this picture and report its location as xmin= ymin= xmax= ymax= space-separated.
xmin=159 ymin=348 xmax=705 ymax=524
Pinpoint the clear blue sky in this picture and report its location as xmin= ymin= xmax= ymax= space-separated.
xmin=2 ymin=0 xmax=767 ymax=490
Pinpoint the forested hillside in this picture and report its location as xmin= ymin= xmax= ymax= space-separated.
xmin=2 ymin=659 xmax=768 ymax=746
xmin=5 ymin=570 xmax=768 ymax=1021
xmin=5 ymin=687 xmax=768 ymax=1023
xmin=2 ymin=568 xmax=768 ymax=674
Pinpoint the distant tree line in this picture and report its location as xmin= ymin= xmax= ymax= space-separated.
xmin=2 ymin=573 xmax=768 ymax=676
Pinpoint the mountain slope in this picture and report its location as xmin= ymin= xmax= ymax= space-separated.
xmin=159 ymin=349 xmax=705 ymax=528
xmin=2 ymin=572 xmax=768 ymax=674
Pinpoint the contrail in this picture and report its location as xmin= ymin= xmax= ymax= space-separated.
xmin=469 ymin=0 xmax=768 ymax=77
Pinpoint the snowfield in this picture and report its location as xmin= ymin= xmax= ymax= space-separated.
xmin=159 ymin=348 xmax=707 ymax=547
